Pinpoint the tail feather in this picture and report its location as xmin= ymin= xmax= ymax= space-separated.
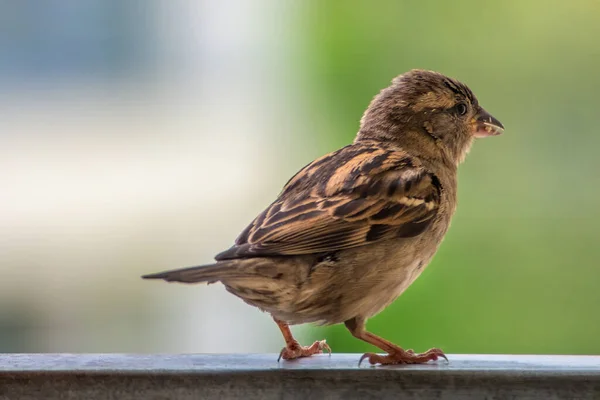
xmin=142 ymin=260 xmax=240 ymax=284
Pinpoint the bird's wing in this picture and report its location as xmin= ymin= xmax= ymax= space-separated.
xmin=215 ymin=144 xmax=442 ymax=260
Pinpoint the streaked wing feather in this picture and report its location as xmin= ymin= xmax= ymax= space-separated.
xmin=215 ymin=144 xmax=441 ymax=260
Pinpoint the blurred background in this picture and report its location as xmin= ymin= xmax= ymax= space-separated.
xmin=1 ymin=0 xmax=599 ymax=355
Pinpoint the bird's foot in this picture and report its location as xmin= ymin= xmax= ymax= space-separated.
xmin=358 ymin=347 xmax=447 ymax=366
xmin=278 ymin=339 xmax=331 ymax=361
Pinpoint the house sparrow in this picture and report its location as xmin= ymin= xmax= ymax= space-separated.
xmin=143 ymin=69 xmax=504 ymax=365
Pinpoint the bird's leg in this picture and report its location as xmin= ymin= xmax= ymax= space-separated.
xmin=274 ymin=318 xmax=331 ymax=361
xmin=344 ymin=317 xmax=447 ymax=366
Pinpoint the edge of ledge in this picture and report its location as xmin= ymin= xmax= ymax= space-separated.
xmin=1 ymin=353 xmax=599 ymax=374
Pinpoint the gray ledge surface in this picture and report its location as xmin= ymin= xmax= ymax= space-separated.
xmin=1 ymin=354 xmax=599 ymax=399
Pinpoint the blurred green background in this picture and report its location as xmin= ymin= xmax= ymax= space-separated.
xmin=0 ymin=1 xmax=598 ymax=355
xmin=300 ymin=0 xmax=600 ymax=355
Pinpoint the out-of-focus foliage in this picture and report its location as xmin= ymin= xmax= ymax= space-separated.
xmin=301 ymin=0 xmax=600 ymax=355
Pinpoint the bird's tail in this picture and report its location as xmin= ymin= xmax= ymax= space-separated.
xmin=142 ymin=260 xmax=242 ymax=284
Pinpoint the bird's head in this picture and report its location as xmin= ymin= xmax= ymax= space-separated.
xmin=356 ymin=69 xmax=504 ymax=166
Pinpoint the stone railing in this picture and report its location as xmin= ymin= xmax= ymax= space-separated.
xmin=1 ymin=354 xmax=599 ymax=399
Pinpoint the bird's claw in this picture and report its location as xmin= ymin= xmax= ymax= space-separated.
xmin=358 ymin=347 xmax=447 ymax=366
xmin=278 ymin=339 xmax=331 ymax=362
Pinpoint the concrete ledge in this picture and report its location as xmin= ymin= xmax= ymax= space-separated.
xmin=1 ymin=354 xmax=599 ymax=399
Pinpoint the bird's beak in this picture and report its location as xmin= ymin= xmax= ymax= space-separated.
xmin=472 ymin=107 xmax=504 ymax=138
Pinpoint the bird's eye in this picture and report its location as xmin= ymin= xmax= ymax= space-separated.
xmin=456 ymin=103 xmax=468 ymax=116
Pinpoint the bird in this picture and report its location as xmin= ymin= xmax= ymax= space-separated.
xmin=142 ymin=69 xmax=504 ymax=365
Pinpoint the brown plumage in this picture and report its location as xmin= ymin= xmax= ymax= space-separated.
xmin=143 ymin=69 xmax=504 ymax=365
